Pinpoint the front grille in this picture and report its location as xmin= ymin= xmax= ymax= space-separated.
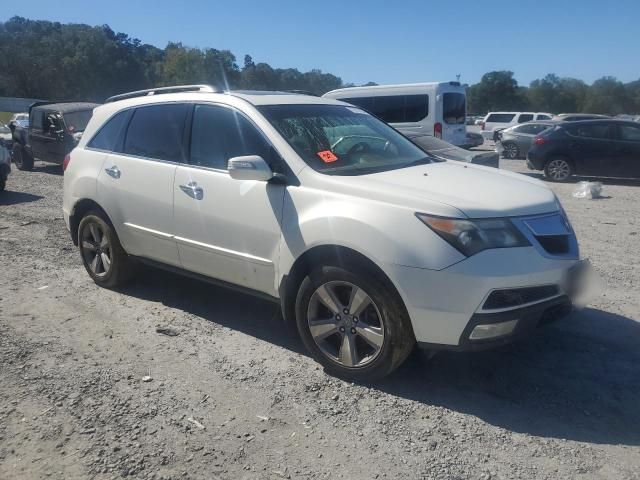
xmin=483 ymin=285 xmax=560 ymax=310
xmin=535 ymin=235 xmax=570 ymax=255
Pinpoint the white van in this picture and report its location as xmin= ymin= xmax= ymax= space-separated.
xmin=323 ymin=82 xmax=467 ymax=146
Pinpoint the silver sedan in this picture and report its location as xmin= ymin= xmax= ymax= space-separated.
xmin=496 ymin=121 xmax=556 ymax=159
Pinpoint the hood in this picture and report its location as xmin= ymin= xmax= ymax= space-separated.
xmin=320 ymin=161 xmax=558 ymax=219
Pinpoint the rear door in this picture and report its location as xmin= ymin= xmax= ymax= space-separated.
xmin=96 ymin=103 xmax=188 ymax=266
xmin=28 ymin=109 xmax=49 ymax=158
xmin=612 ymin=123 xmax=640 ymax=178
xmin=564 ymin=123 xmax=613 ymax=175
xmin=441 ymin=92 xmax=466 ymax=146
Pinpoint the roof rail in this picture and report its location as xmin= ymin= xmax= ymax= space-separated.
xmin=105 ymin=85 xmax=218 ymax=103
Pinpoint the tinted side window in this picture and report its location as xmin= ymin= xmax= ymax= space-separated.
xmin=31 ymin=110 xmax=44 ymax=130
xmin=189 ymin=104 xmax=271 ymax=170
xmin=619 ymin=124 xmax=640 ymax=142
xmin=88 ymin=110 xmax=131 ymax=152
xmin=486 ymin=113 xmax=515 ymax=123
xmin=341 ymin=95 xmax=428 ymax=123
xmin=123 ymin=104 xmax=188 ymax=161
xmin=518 ymin=114 xmax=534 ymax=123
xmin=567 ymin=124 xmax=610 ymax=139
xmin=536 ymin=114 xmax=551 ymax=120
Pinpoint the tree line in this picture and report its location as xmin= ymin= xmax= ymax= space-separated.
xmin=1 ymin=17 xmax=638 ymax=115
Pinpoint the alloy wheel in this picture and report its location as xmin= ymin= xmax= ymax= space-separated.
xmin=547 ymin=159 xmax=571 ymax=181
xmin=80 ymin=222 xmax=111 ymax=277
xmin=504 ymin=143 xmax=518 ymax=159
xmin=306 ymin=281 xmax=385 ymax=368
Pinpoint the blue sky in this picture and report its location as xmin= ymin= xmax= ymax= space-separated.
xmin=3 ymin=0 xmax=639 ymax=86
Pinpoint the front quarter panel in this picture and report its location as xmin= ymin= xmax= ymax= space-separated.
xmin=278 ymin=185 xmax=466 ymax=284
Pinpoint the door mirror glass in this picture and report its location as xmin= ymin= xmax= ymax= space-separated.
xmin=228 ymin=155 xmax=274 ymax=182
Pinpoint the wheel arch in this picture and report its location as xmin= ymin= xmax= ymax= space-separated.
xmin=278 ymin=244 xmax=408 ymax=326
xmin=69 ymin=198 xmax=113 ymax=246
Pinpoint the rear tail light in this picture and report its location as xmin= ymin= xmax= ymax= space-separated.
xmin=434 ymin=122 xmax=442 ymax=139
xmin=534 ymin=136 xmax=546 ymax=145
xmin=63 ymin=154 xmax=71 ymax=172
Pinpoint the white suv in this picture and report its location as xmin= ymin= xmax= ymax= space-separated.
xmin=63 ymin=85 xmax=582 ymax=380
xmin=481 ymin=112 xmax=553 ymax=141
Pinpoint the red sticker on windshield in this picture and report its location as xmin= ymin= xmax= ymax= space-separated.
xmin=317 ymin=150 xmax=338 ymax=163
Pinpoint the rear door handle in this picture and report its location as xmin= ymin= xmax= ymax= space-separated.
xmin=179 ymin=182 xmax=204 ymax=200
xmin=105 ymin=165 xmax=121 ymax=179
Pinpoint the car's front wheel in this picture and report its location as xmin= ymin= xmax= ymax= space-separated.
xmin=295 ymin=265 xmax=415 ymax=381
xmin=502 ymin=142 xmax=519 ymax=159
xmin=544 ymin=157 xmax=574 ymax=182
xmin=78 ymin=211 xmax=135 ymax=288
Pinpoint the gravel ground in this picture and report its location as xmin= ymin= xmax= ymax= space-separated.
xmin=1 ymin=155 xmax=639 ymax=480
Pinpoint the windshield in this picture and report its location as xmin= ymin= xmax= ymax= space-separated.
xmin=443 ymin=92 xmax=466 ymax=124
xmin=63 ymin=110 xmax=93 ymax=132
xmin=258 ymin=104 xmax=434 ymax=175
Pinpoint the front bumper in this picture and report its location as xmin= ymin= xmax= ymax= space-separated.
xmin=417 ymin=295 xmax=572 ymax=351
xmin=385 ymin=246 xmax=581 ymax=348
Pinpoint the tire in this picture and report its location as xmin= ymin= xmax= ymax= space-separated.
xmin=13 ymin=143 xmax=33 ymax=171
xmin=295 ymin=264 xmax=415 ymax=381
xmin=0 ymin=175 xmax=5 ymax=192
xmin=77 ymin=211 xmax=135 ymax=288
xmin=502 ymin=142 xmax=519 ymax=159
xmin=544 ymin=157 xmax=574 ymax=182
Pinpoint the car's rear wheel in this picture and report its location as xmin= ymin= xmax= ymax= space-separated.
xmin=78 ymin=211 xmax=135 ymax=288
xmin=502 ymin=142 xmax=519 ymax=159
xmin=13 ymin=144 xmax=33 ymax=171
xmin=295 ymin=265 xmax=415 ymax=381
xmin=544 ymin=157 xmax=573 ymax=182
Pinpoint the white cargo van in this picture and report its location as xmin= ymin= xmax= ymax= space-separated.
xmin=323 ymin=82 xmax=467 ymax=146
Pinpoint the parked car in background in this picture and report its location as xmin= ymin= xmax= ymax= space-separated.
xmin=553 ymin=113 xmax=609 ymax=122
xmin=0 ymin=123 xmax=12 ymax=150
xmin=10 ymin=113 xmax=29 ymax=128
xmin=0 ymin=143 xmax=10 ymax=191
xmin=323 ymin=82 xmax=468 ymax=146
xmin=464 ymin=130 xmax=484 ymax=149
xmin=404 ymin=132 xmax=499 ymax=168
xmin=496 ymin=121 xmax=556 ymax=159
xmin=64 ymin=85 xmax=582 ymax=380
xmin=527 ymin=120 xmax=640 ymax=181
xmin=480 ymin=112 xmax=553 ymax=141
xmin=11 ymin=102 xmax=98 ymax=171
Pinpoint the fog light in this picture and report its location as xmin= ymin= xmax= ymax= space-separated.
xmin=469 ymin=319 xmax=518 ymax=340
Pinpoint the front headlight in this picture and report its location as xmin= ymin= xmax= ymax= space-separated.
xmin=416 ymin=213 xmax=530 ymax=257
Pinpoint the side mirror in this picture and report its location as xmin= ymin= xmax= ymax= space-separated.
xmin=228 ymin=155 xmax=274 ymax=182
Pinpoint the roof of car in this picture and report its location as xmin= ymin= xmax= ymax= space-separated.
xmin=560 ymin=119 xmax=638 ymax=126
xmin=32 ymin=102 xmax=100 ymax=113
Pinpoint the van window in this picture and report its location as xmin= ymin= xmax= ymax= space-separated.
xmin=442 ymin=93 xmax=466 ymax=125
xmin=486 ymin=113 xmax=515 ymax=123
xmin=88 ymin=110 xmax=131 ymax=152
xmin=189 ymin=104 xmax=271 ymax=170
xmin=123 ymin=104 xmax=188 ymax=161
xmin=341 ymin=95 xmax=428 ymax=123
xmin=518 ymin=114 xmax=534 ymax=123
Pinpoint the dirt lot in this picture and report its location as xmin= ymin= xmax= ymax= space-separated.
xmin=1 ymin=156 xmax=639 ymax=480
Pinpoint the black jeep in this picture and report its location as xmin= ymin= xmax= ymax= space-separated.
xmin=10 ymin=102 xmax=99 ymax=171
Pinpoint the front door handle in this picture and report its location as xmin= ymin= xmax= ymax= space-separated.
xmin=105 ymin=165 xmax=121 ymax=179
xmin=179 ymin=182 xmax=204 ymax=200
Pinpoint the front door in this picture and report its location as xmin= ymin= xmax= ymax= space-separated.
xmin=173 ymin=103 xmax=285 ymax=296
xmin=97 ymin=103 xmax=189 ymax=266
xmin=611 ymin=124 xmax=640 ymax=178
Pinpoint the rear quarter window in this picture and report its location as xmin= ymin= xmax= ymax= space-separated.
xmin=517 ymin=114 xmax=534 ymax=123
xmin=87 ymin=110 xmax=132 ymax=152
xmin=486 ymin=113 xmax=515 ymax=123
xmin=566 ymin=124 xmax=610 ymax=139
